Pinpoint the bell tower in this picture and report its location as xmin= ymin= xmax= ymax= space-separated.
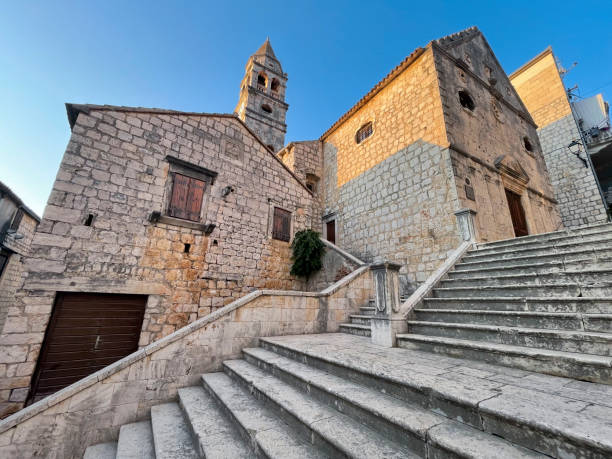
xmin=235 ymin=39 xmax=288 ymax=152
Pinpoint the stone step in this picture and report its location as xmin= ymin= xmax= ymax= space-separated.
xmin=348 ymin=314 xmax=372 ymax=325
xmin=260 ymin=334 xmax=612 ymax=457
xmin=359 ymin=306 xmax=376 ymax=315
xmin=463 ymin=237 xmax=612 ymax=263
xmin=440 ymin=270 xmax=612 ymax=292
xmin=456 ymin=247 xmax=611 ymax=270
xmin=338 ymin=323 xmax=371 ymax=337
xmin=475 ymin=226 xmax=612 ymax=254
xmin=396 ymin=333 xmax=612 ymax=384
xmin=201 ymin=372 xmax=325 ymax=458
xmin=413 ymin=308 xmax=612 ymax=332
xmin=469 ymin=233 xmax=612 ymax=258
xmin=241 ymin=347 xmax=544 ymax=458
xmin=421 ymin=297 xmax=612 ymax=313
xmin=432 ymin=283 xmax=607 ymax=298
xmin=178 ymin=386 xmax=253 ymax=458
xmin=150 ymin=403 xmax=198 ymax=459
xmin=83 ymin=442 xmax=117 ymax=459
xmin=476 ymin=222 xmax=612 ymax=250
xmin=116 ymin=421 xmax=154 ymax=459
xmin=223 ymin=359 xmax=417 ymax=458
xmin=450 ymin=257 xmax=612 ymax=279
xmin=407 ymin=321 xmax=612 ymax=356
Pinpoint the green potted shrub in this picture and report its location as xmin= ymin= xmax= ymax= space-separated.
xmin=290 ymin=229 xmax=325 ymax=279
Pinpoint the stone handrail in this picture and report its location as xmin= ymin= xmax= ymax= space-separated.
xmin=398 ymin=239 xmax=474 ymax=318
xmin=0 ymin=264 xmax=373 ymax=457
xmin=319 ymin=237 xmax=366 ymax=266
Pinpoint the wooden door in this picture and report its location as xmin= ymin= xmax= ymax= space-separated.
xmin=505 ymin=189 xmax=529 ymax=237
xmin=28 ymin=293 xmax=146 ymax=403
xmin=326 ymin=220 xmax=336 ymax=244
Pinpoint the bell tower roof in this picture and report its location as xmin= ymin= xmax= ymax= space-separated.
xmin=254 ymin=38 xmax=277 ymax=60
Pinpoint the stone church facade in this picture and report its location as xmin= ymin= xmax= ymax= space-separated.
xmin=0 ymin=27 xmax=564 ymax=415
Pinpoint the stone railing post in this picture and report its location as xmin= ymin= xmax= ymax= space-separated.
xmin=370 ymin=261 xmax=406 ymax=347
xmin=454 ymin=208 xmax=477 ymax=242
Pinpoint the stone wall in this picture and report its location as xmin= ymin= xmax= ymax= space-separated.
xmin=0 ymin=211 xmax=39 ymax=403
xmin=537 ymin=114 xmax=607 ymax=227
xmin=323 ymin=140 xmax=461 ymax=293
xmin=433 ymin=34 xmax=562 ymax=242
xmin=0 ymin=106 xmax=314 ymax=415
xmin=0 ymin=211 xmax=38 ymax=332
xmin=510 ymin=49 xmax=607 ymax=227
xmin=0 ymin=266 xmax=373 ymax=459
xmin=278 ymin=140 xmax=324 ymax=225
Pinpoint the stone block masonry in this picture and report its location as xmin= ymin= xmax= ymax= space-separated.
xmin=0 ymin=105 xmax=314 ymax=416
xmin=324 ymin=140 xmax=461 ymax=293
xmin=538 ymin=114 xmax=607 ymax=227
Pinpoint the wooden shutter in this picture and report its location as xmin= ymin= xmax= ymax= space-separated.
xmin=272 ymin=207 xmax=291 ymax=242
xmin=169 ymin=173 xmax=205 ymax=222
xmin=185 ymin=178 xmax=205 ymax=222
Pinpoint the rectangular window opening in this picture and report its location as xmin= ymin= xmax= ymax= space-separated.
xmin=272 ymin=207 xmax=291 ymax=242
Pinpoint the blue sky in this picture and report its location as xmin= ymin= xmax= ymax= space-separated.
xmin=1 ymin=1 xmax=611 ymax=215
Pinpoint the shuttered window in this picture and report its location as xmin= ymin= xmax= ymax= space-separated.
xmin=272 ymin=207 xmax=291 ymax=242
xmin=168 ymin=173 xmax=205 ymax=222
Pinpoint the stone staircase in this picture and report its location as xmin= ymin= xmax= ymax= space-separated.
xmin=338 ymin=302 xmax=376 ymax=336
xmin=84 ymin=333 xmax=612 ymax=458
xmin=83 ymin=224 xmax=612 ymax=458
xmin=397 ymin=222 xmax=612 ymax=384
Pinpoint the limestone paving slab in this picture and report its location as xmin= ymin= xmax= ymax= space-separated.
xmin=178 ymin=386 xmax=252 ymax=458
xmin=242 ymin=347 xmax=545 ymax=458
xmin=222 ymin=358 xmax=417 ymax=458
xmin=406 ymin=321 xmax=612 ymax=355
xmin=397 ymin=333 xmax=612 ymax=383
xmin=421 ymin=297 xmax=612 ymax=313
xmin=117 ymin=421 xmax=155 ymax=459
xmin=260 ymin=333 xmax=612 ymax=457
xmin=201 ymin=372 xmax=327 ymax=458
xmin=150 ymin=403 xmax=198 ymax=459
xmin=83 ymin=442 xmax=118 ymax=459
xmin=475 ymin=223 xmax=612 ymax=250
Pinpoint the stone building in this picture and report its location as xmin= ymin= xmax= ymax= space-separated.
xmin=510 ymin=47 xmax=608 ymax=227
xmin=316 ymin=28 xmax=561 ymax=291
xmin=0 ymin=29 xmax=565 ymax=414
xmin=0 ymin=181 xmax=40 ymax=339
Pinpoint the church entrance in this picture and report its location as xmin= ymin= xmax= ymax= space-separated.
xmin=505 ymin=189 xmax=528 ymax=237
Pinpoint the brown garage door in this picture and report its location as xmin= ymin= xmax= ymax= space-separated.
xmin=28 ymin=292 xmax=147 ymax=403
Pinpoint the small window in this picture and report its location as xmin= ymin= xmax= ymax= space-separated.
xmin=9 ymin=208 xmax=24 ymax=231
xmin=523 ymin=137 xmax=533 ymax=152
xmin=168 ymin=173 xmax=206 ymax=222
xmin=271 ymin=78 xmax=280 ymax=92
xmin=272 ymin=207 xmax=291 ymax=242
xmin=305 ymin=173 xmax=319 ymax=193
xmin=458 ymin=90 xmax=475 ymax=111
xmin=355 ymin=122 xmax=373 ymax=144
xmin=261 ymin=104 xmax=273 ymax=114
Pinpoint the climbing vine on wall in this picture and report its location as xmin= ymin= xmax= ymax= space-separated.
xmin=290 ymin=229 xmax=325 ymax=278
